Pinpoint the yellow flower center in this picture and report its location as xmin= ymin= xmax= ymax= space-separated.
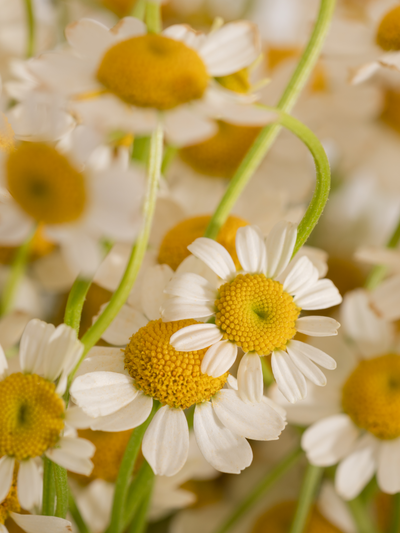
xmin=267 ymin=47 xmax=299 ymax=70
xmin=251 ymin=501 xmax=343 ymax=533
xmin=180 ymin=121 xmax=261 ymax=178
xmin=216 ymin=68 xmax=251 ymax=94
xmin=6 ymin=143 xmax=86 ymax=225
xmin=380 ymin=89 xmax=400 ymax=134
xmin=124 ymin=319 xmax=228 ymax=410
xmin=97 ymin=34 xmax=209 ymax=111
xmin=100 ymin=0 xmax=136 ymax=17
xmin=0 ymin=373 xmax=65 ymax=460
xmin=158 ymin=214 xmax=248 ymax=271
xmin=0 ymin=470 xmax=20 ymax=525
xmin=342 ymin=354 xmax=400 ymax=440
xmin=0 ymin=114 xmax=15 ymax=153
xmin=215 ymin=274 xmax=300 ymax=355
xmin=376 ymin=6 xmax=400 ymax=51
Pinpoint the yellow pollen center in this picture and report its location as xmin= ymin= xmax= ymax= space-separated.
xmin=376 ymin=6 xmax=400 ymax=51
xmin=100 ymin=0 xmax=136 ymax=17
xmin=251 ymin=501 xmax=343 ymax=533
xmin=267 ymin=47 xmax=299 ymax=70
xmin=124 ymin=319 xmax=228 ymax=410
xmin=0 ymin=470 xmax=20 ymax=525
xmin=0 ymin=114 xmax=15 ymax=153
xmin=97 ymin=34 xmax=209 ymax=111
xmin=215 ymin=274 xmax=300 ymax=355
xmin=0 ymin=373 xmax=65 ymax=460
xmin=216 ymin=68 xmax=251 ymax=94
xmin=180 ymin=121 xmax=261 ymax=178
xmin=158 ymin=214 xmax=248 ymax=271
xmin=342 ymin=354 xmax=400 ymax=440
xmin=6 ymin=142 xmax=86 ymax=225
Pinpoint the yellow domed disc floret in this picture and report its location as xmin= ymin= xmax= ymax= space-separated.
xmin=215 ymin=274 xmax=300 ymax=355
xmin=97 ymin=34 xmax=209 ymax=110
xmin=6 ymin=142 xmax=86 ymax=225
xmin=251 ymin=501 xmax=343 ymax=533
xmin=376 ymin=6 xmax=400 ymax=51
xmin=0 ymin=373 xmax=65 ymax=461
xmin=0 ymin=470 xmax=20 ymax=526
xmin=124 ymin=319 xmax=228 ymax=410
xmin=158 ymin=214 xmax=248 ymax=270
xmin=342 ymin=354 xmax=400 ymax=440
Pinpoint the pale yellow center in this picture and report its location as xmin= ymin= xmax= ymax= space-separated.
xmin=216 ymin=68 xmax=251 ymax=94
xmin=376 ymin=6 xmax=400 ymax=51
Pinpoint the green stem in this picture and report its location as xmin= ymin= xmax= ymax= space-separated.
xmin=131 ymin=0 xmax=146 ymax=19
xmin=53 ymin=464 xmax=69 ymax=519
xmin=261 ymin=357 xmax=274 ymax=386
xmin=107 ymin=402 xmax=160 ymax=533
xmin=128 ymin=477 xmax=155 ymax=533
xmin=389 ymin=493 xmax=400 ymax=533
xmin=24 ymin=0 xmax=35 ymax=57
xmin=161 ymin=145 xmax=177 ymax=176
xmin=204 ymin=0 xmax=336 ymax=241
xmin=64 ymin=278 xmax=92 ymax=334
xmin=69 ymin=488 xmax=90 ymax=533
xmin=289 ymin=464 xmax=324 ymax=533
xmin=0 ymin=231 xmax=34 ymax=317
xmin=145 ymin=1 xmax=161 ymax=33
xmin=124 ymin=461 xmax=154 ymax=530
xmin=347 ymin=496 xmax=379 ymax=533
xmin=41 ymin=458 xmax=55 ymax=516
xmin=365 ymin=219 xmax=400 ymax=290
xmin=73 ymin=120 xmax=164 ymax=376
xmin=213 ymin=448 xmax=302 ymax=533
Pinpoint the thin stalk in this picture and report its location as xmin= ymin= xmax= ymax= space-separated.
xmin=389 ymin=493 xmax=400 ymax=533
xmin=124 ymin=461 xmax=154 ymax=529
xmin=107 ymin=402 xmax=160 ymax=533
xmin=365 ymin=219 xmax=400 ymax=290
xmin=128 ymin=477 xmax=154 ymax=533
xmin=289 ymin=464 xmax=323 ymax=533
xmin=213 ymin=448 xmax=302 ymax=533
xmin=24 ymin=0 xmax=35 ymax=57
xmin=347 ymin=496 xmax=379 ymax=533
xmin=131 ymin=0 xmax=146 ymax=19
xmin=146 ymin=2 xmax=161 ymax=33
xmin=74 ymin=120 xmax=164 ymax=376
xmin=0 ymin=231 xmax=34 ymax=317
xmin=69 ymin=488 xmax=90 ymax=533
xmin=41 ymin=458 xmax=55 ymax=516
xmin=64 ymin=278 xmax=92 ymax=334
xmin=53 ymin=464 xmax=69 ymax=519
xmin=261 ymin=357 xmax=274 ymax=386
xmin=204 ymin=0 xmax=336 ymax=241
xmin=161 ymin=145 xmax=177 ymax=175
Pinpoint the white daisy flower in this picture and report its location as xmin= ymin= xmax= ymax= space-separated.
xmin=25 ymin=16 xmax=276 ymax=146
xmin=161 ymin=221 xmax=342 ymax=404
xmin=285 ymin=289 xmax=400 ymax=500
xmin=0 ymin=318 xmax=95 ymax=511
xmin=70 ymin=265 xmax=286 ymax=477
xmin=0 ymin=124 xmax=145 ymax=277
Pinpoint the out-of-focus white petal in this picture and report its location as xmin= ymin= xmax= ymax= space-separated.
xmin=170 ymin=324 xmax=223 ymax=351
xmin=188 ymin=238 xmax=236 ymax=281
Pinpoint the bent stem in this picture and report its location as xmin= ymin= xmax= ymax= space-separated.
xmin=289 ymin=463 xmax=323 ymax=533
xmin=213 ymin=447 xmax=303 ymax=533
xmin=146 ymin=1 xmax=162 ymax=33
xmin=107 ymin=402 xmax=160 ymax=533
xmin=128 ymin=476 xmax=155 ymax=533
xmin=365 ymin=219 xmax=400 ymax=290
xmin=204 ymin=0 xmax=336 ymax=241
xmin=347 ymin=495 xmax=379 ymax=533
xmin=124 ymin=461 xmax=154 ymax=530
xmin=64 ymin=278 xmax=92 ymax=334
xmin=23 ymin=0 xmax=35 ymax=57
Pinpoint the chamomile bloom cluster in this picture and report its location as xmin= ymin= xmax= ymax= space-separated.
xmin=0 ymin=318 xmax=95 ymax=512
xmin=25 ymin=16 xmax=276 ymax=146
xmin=161 ymin=221 xmax=342 ymax=404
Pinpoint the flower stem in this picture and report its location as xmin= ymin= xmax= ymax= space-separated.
xmin=24 ymin=0 xmax=35 ymax=57
xmin=389 ymin=493 xmax=400 ymax=533
xmin=63 ymin=278 xmax=92 ymax=334
xmin=53 ymin=464 xmax=69 ymax=519
xmin=347 ymin=495 xmax=379 ymax=533
xmin=41 ymin=457 xmax=55 ymax=516
xmin=261 ymin=357 xmax=274 ymax=386
xmin=289 ymin=464 xmax=324 ymax=533
xmin=107 ymin=402 xmax=160 ymax=533
xmin=128 ymin=480 xmax=154 ymax=533
xmin=69 ymin=488 xmax=90 ymax=533
xmin=204 ymin=0 xmax=336 ymax=241
xmin=365 ymin=219 xmax=400 ymax=290
xmin=213 ymin=447 xmax=303 ymax=533
xmin=146 ymin=1 xmax=162 ymax=33
xmin=124 ymin=461 xmax=154 ymax=530
xmin=131 ymin=0 xmax=146 ymax=19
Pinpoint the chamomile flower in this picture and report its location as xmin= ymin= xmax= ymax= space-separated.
xmin=26 ymin=16 xmax=276 ymax=146
xmin=0 ymin=318 xmax=95 ymax=511
xmin=161 ymin=222 xmax=342 ymax=404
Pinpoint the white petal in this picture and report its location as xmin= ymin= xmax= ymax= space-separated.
xmin=143 ymin=406 xmax=189 ymax=476
xmin=141 ymin=264 xmax=174 ymax=320
xmin=302 ymin=414 xmax=359 ymax=466
xmin=212 ymin=389 xmax=286 ymax=440
xmin=65 ymin=18 xmax=115 ymax=60
xmin=65 ymin=406 xmax=94 ymax=429
xmin=271 ymin=350 xmax=307 ymax=403
xmin=19 ymin=319 xmax=55 ymax=374
xmin=76 ymin=348 xmax=125 ymax=376
xmin=201 ymin=341 xmax=237 ymax=377
xmin=371 ymin=274 xmax=400 ymax=321
xmin=164 ymin=274 xmax=216 ymax=302
xmin=286 ymin=343 xmax=328 ymax=387
xmin=237 ymin=353 xmax=263 ymax=404
xmin=287 ymin=340 xmax=337 ymax=370
xmin=0 ymin=456 xmax=14 ymax=503
xmin=90 ymin=392 xmax=153 ymax=432
xmin=335 ymin=434 xmax=378 ymax=500
xmin=281 ymin=256 xmax=319 ymax=296
xmin=235 ymin=226 xmax=267 ymax=274
xmin=351 ymin=61 xmax=380 ymax=85
xmin=199 ymin=21 xmax=260 ymax=76
xmin=0 ymin=344 xmax=8 ymax=377
xmin=0 ymin=202 xmax=33 ymax=245
xmin=266 ymin=221 xmax=297 ymax=278
xmin=295 ymin=316 xmax=340 ymax=337
xmin=188 ymin=238 xmax=236 ymax=281
xmin=110 ymin=16 xmax=147 ymax=39
xmin=355 ymin=246 xmax=400 ymax=271
xmin=194 ymin=402 xmax=253 ymax=474
xmin=164 ymin=106 xmax=217 ymax=147
xmin=294 ymin=279 xmax=342 ymax=310
xmin=46 ymin=437 xmax=95 ymax=475
xmin=70 ymin=371 xmax=137 ymax=417
xmin=170 ymin=324 xmax=223 ymax=351
xmin=163 ymin=24 xmax=205 ymax=50
xmin=318 ymin=482 xmax=357 ymax=533
xmin=42 ymin=324 xmax=83 ymax=382
xmin=377 ymin=439 xmax=400 ymax=494
xmin=17 ymin=459 xmax=42 ymax=510
xmin=11 ymin=514 xmax=73 ymax=533
xmin=161 ymin=298 xmax=214 ymax=321
xmin=100 ymin=304 xmax=147 ymax=346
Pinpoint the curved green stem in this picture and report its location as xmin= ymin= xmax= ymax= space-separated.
xmin=69 ymin=488 xmax=90 ymax=533
xmin=41 ymin=458 xmax=55 ymax=516
xmin=53 ymin=464 xmax=69 ymax=519
xmin=124 ymin=461 xmax=154 ymax=530
xmin=146 ymin=1 xmax=161 ymax=33
xmin=107 ymin=402 xmax=160 ymax=533
xmin=289 ymin=464 xmax=323 ymax=533
xmin=128 ymin=480 xmax=154 ymax=533
xmin=64 ymin=278 xmax=92 ymax=334
xmin=347 ymin=495 xmax=379 ymax=533
xmin=24 ymin=0 xmax=35 ymax=57
xmin=204 ymin=0 xmax=336 ymax=241
xmin=365 ymin=219 xmax=400 ymax=290
xmin=389 ymin=493 xmax=400 ymax=533
xmin=213 ymin=448 xmax=302 ymax=533
xmin=131 ymin=0 xmax=146 ymax=19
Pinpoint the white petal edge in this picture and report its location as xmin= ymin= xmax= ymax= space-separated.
xmin=11 ymin=513 xmax=73 ymax=533
xmin=266 ymin=221 xmax=297 ymax=278
xmin=90 ymin=392 xmax=153 ymax=432
xmin=0 ymin=456 xmax=14 ymax=503
xmin=201 ymin=340 xmax=237 ymax=377
xmin=170 ymin=324 xmax=223 ymax=351
xmin=235 ymin=226 xmax=267 ymax=274
xmin=295 ymin=316 xmax=340 ymax=337
xmin=188 ymin=238 xmax=236 ymax=281
xmin=17 ymin=459 xmax=42 ymax=510
xmin=271 ymin=350 xmax=307 ymax=403
xmin=237 ymin=353 xmax=263 ymax=404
